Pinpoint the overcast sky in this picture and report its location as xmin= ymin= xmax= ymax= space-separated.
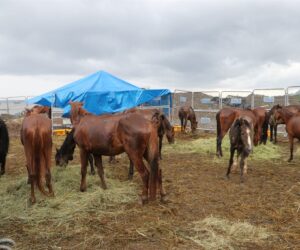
xmin=1 ymin=0 xmax=300 ymax=97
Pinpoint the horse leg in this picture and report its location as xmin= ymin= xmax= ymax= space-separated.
xmin=128 ymin=159 xmax=134 ymax=180
xmin=184 ymin=118 xmax=188 ymax=133
xmin=240 ymin=156 xmax=246 ymax=183
xmin=158 ymin=135 xmax=163 ymax=160
xmin=29 ymin=174 xmax=36 ymax=204
xmin=129 ymin=154 xmax=149 ymax=204
xmin=270 ymin=124 xmax=274 ymax=142
xmin=0 ymin=157 xmax=6 ymax=175
xmin=79 ymin=149 xmax=88 ymax=192
xmin=158 ymin=168 xmax=167 ymax=202
xmin=45 ymin=169 xmax=54 ymax=196
xmin=45 ymin=146 xmax=54 ymax=196
xmin=288 ymin=135 xmax=294 ymax=162
xmin=93 ymin=154 xmax=107 ymax=189
xmin=274 ymin=124 xmax=278 ymax=144
xmin=226 ymin=146 xmax=235 ymax=178
xmin=88 ymin=154 xmax=95 ymax=175
xmin=180 ymin=118 xmax=184 ymax=132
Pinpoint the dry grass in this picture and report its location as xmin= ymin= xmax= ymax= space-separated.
xmin=184 ymin=216 xmax=271 ymax=250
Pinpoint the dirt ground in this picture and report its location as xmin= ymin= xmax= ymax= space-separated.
xmin=0 ymin=131 xmax=300 ymax=250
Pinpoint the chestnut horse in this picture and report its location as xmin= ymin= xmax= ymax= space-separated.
xmin=268 ymin=104 xmax=300 ymax=143
xmin=178 ymin=106 xmax=198 ymax=133
xmin=124 ymin=108 xmax=174 ymax=179
xmin=0 ymin=118 xmax=9 ymax=176
xmin=124 ymin=108 xmax=175 ymax=159
xmin=216 ymin=107 xmax=268 ymax=157
xmin=274 ymin=107 xmax=300 ymax=161
xmin=70 ymin=102 xmax=164 ymax=203
xmin=55 ymin=129 xmax=96 ymax=175
xmin=226 ymin=115 xmax=254 ymax=182
xmin=21 ymin=108 xmax=54 ymax=203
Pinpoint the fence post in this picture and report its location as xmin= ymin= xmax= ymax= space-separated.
xmin=191 ymin=91 xmax=194 ymax=109
xmin=251 ymin=91 xmax=254 ymax=109
xmin=220 ymin=92 xmax=223 ymax=109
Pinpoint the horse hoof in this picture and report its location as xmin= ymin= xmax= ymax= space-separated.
xmin=0 ymin=170 xmax=5 ymax=175
xmin=128 ymin=175 xmax=133 ymax=181
xmin=80 ymin=186 xmax=87 ymax=192
xmin=141 ymin=195 xmax=148 ymax=205
xmin=91 ymin=171 xmax=96 ymax=175
xmin=101 ymin=184 xmax=107 ymax=190
xmin=288 ymin=159 xmax=292 ymax=162
xmin=29 ymin=197 xmax=36 ymax=204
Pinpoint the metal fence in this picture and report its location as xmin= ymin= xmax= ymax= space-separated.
xmin=1 ymin=86 xmax=300 ymax=131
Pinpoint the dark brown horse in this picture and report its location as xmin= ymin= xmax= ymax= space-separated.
xmin=70 ymin=102 xmax=165 ymax=203
xmin=178 ymin=106 xmax=198 ymax=133
xmin=216 ymin=107 xmax=268 ymax=157
xmin=274 ymin=107 xmax=300 ymax=162
xmin=226 ymin=115 xmax=254 ymax=182
xmin=21 ymin=108 xmax=54 ymax=203
xmin=0 ymin=118 xmax=9 ymax=176
xmin=268 ymin=104 xmax=300 ymax=143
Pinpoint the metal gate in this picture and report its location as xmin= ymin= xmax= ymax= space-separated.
xmin=253 ymin=88 xmax=286 ymax=108
xmin=193 ymin=91 xmax=220 ymax=131
xmin=286 ymin=86 xmax=300 ymax=105
xmin=220 ymin=91 xmax=252 ymax=109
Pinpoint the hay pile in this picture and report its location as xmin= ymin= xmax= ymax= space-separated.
xmin=184 ymin=216 xmax=271 ymax=249
xmin=0 ymin=165 xmax=138 ymax=248
xmin=5 ymin=117 xmax=23 ymax=137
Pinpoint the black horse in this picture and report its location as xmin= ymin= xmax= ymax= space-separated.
xmin=0 ymin=118 xmax=9 ymax=175
xmin=55 ymin=129 xmax=96 ymax=175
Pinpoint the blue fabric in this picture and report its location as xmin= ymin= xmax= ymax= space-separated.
xmin=28 ymin=71 xmax=171 ymax=116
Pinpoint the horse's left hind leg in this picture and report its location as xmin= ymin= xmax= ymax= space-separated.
xmin=88 ymin=154 xmax=95 ymax=175
xmin=29 ymin=174 xmax=36 ymax=204
xmin=93 ymin=154 xmax=107 ymax=189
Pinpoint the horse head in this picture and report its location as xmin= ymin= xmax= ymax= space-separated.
xmin=236 ymin=117 xmax=253 ymax=156
xmin=160 ymin=114 xmax=175 ymax=144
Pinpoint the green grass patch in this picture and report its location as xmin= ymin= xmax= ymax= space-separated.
xmin=166 ymin=135 xmax=282 ymax=162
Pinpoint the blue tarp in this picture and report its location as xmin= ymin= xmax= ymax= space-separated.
xmin=28 ymin=71 xmax=171 ymax=116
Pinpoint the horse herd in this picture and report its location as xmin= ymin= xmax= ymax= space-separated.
xmin=0 ymin=102 xmax=298 ymax=204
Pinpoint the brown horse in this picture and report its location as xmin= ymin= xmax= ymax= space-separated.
xmin=26 ymin=105 xmax=52 ymax=118
xmin=226 ymin=115 xmax=254 ymax=182
xmin=274 ymin=107 xmax=300 ymax=162
xmin=70 ymin=102 xmax=165 ymax=203
xmin=124 ymin=108 xmax=175 ymax=159
xmin=178 ymin=106 xmax=198 ymax=133
xmin=216 ymin=107 xmax=268 ymax=157
xmin=21 ymin=108 xmax=54 ymax=203
xmin=268 ymin=104 xmax=300 ymax=143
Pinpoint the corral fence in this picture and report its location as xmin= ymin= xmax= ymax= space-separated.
xmin=2 ymin=86 xmax=300 ymax=132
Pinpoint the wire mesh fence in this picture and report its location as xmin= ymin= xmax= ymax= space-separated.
xmin=1 ymin=86 xmax=299 ymax=132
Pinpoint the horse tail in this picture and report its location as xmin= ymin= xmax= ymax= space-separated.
xmin=33 ymin=130 xmax=50 ymax=196
xmin=148 ymin=122 xmax=159 ymax=200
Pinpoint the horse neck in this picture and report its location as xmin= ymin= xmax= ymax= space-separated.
xmin=280 ymin=109 xmax=294 ymax=123
xmin=61 ymin=131 xmax=76 ymax=155
xmin=162 ymin=116 xmax=172 ymax=131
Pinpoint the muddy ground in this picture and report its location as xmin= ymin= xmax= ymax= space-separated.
xmin=0 ymin=131 xmax=299 ymax=250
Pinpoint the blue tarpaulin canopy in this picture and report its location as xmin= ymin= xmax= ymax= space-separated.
xmin=28 ymin=71 xmax=171 ymax=116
